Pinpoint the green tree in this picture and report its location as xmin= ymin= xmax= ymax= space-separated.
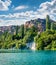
xmin=51 ymin=22 xmax=54 ymax=30
xmin=34 ymin=30 xmax=56 ymax=50
xmin=16 ymin=25 xmax=19 ymax=35
xmin=54 ymin=23 xmax=56 ymax=30
xmin=46 ymin=15 xmax=50 ymax=31
xmin=19 ymin=24 xmax=24 ymax=39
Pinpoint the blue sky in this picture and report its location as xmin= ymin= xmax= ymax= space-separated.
xmin=0 ymin=0 xmax=56 ymax=26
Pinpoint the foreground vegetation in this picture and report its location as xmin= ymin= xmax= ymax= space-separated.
xmin=34 ymin=30 xmax=56 ymax=50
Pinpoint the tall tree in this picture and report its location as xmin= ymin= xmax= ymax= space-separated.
xmin=54 ymin=23 xmax=56 ymax=30
xmin=16 ymin=25 xmax=18 ymax=35
xmin=19 ymin=24 xmax=24 ymax=39
xmin=46 ymin=15 xmax=50 ymax=31
xmin=51 ymin=22 xmax=54 ymax=30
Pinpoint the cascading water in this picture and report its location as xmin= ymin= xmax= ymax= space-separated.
xmin=26 ymin=42 xmax=36 ymax=50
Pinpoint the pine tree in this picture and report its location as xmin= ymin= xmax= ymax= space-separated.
xmin=19 ymin=24 xmax=24 ymax=39
xmin=46 ymin=15 xmax=50 ymax=31
xmin=16 ymin=25 xmax=18 ymax=35
xmin=51 ymin=22 xmax=54 ymax=30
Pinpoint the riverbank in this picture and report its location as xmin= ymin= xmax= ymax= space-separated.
xmin=0 ymin=49 xmax=35 ymax=53
xmin=0 ymin=49 xmax=56 ymax=53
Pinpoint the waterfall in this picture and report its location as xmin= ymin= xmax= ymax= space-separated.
xmin=26 ymin=42 xmax=36 ymax=50
xmin=31 ymin=42 xmax=36 ymax=50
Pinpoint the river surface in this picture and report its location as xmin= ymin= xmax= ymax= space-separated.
xmin=0 ymin=50 xmax=56 ymax=65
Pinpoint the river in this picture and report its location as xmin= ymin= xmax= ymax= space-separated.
xmin=0 ymin=50 xmax=56 ymax=65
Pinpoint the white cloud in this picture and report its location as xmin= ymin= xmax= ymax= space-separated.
xmin=0 ymin=19 xmax=27 ymax=26
xmin=0 ymin=0 xmax=11 ymax=11
xmin=37 ymin=0 xmax=56 ymax=20
xmin=15 ymin=5 xmax=28 ymax=10
xmin=5 ymin=0 xmax=56 ymax=20
xmin=0 ymin=0 xmax=56 ymax=26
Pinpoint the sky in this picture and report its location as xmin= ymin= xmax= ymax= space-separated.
xmin=0 ymin=0 xmax=56 ymax=26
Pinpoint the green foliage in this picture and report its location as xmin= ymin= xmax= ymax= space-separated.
xmin=19 ymin=24 xmax=24 ymax=39
xmin=0 ymin=18 xmax=56 ymax=50
xmin=46 ymin=15 xmax=51 ymax=31
xmin=0 ymin=24 xmax=37 ymax=49
xmin=16 ymin=26 xmax=19 ymax=35
xmin=34 ymin=30 xmax=56 ymax=50
xmin=53 ymin=23 xmax=56 ymax=30
xmin=51 ymin=41 xmax=56 ymax=50
xmin=12 ymin=35 xmax=21 ymax=40
xmin=34 ymin=34 xmax=40 ymax=44
xmin=51 ymin=22 xmax=54 ymax=30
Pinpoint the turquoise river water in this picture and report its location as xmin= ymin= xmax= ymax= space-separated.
xmin=0 ymin=50 xmax=56 ymax=65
